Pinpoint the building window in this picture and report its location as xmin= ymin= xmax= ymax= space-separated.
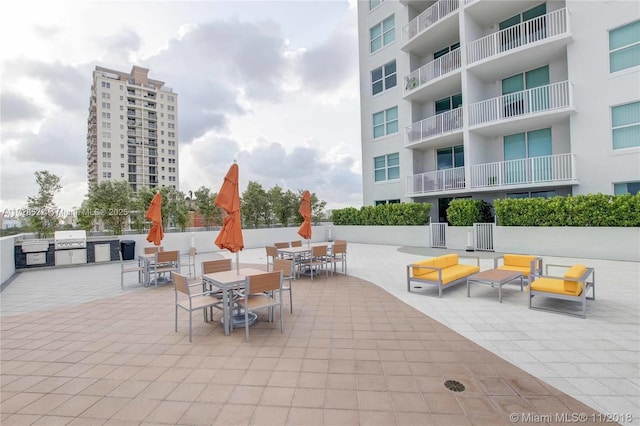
xmin=609 ymin=20 xmax=640 ymax=73
xmin=375 ymin=199 xmax=400 ymax=205
xmin=371 ymin=61 xmax=397 ymax=95
xmin=504 ymin=128 xmax=552 ymax=183
xmin=502 ymin=65 xmax=549 ymax=116
xmin=499 ymin=3 xmax=547 ymax=50
xmin=374 ymin=153 xmax=400 ymax=182
xmin=507 ymin=191 xmax=556 ymax=199
xmin=614 ymin=181 xmax=640 ymax=195
xmin=369 ymin=0 xmax=385 ymax=10
xmin=437 ymin=145 xmax=464 ymax=170
xmin=373 ymin=106 xmax=398 ymax=138
xmin=435 ymin=94 xmax=463 ymax=114
xmin=370 ymin=15 xmax=394 ymax=53
xmin=612 ymin=101 xmax=640 ymax=149
xmin=434 ymin=42 xmax=460 ymax=60
xmin=101 ymin=81 xmax=110 ymax=88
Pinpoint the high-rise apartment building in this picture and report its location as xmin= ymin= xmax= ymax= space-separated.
xmin=87 ymin=65 xmax=179 ymax=193
xmin=358 ymin=0 xmax=639 ymax=222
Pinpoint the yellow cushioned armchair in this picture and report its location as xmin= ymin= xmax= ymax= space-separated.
xmin=494 ymin=254 xmax=543 ymax=283
xmin=529 ymin=264 xmax=595 ymax=318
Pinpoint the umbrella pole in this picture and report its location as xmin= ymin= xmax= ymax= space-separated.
xmin=236 ymin=252 xmax=239 ymax=274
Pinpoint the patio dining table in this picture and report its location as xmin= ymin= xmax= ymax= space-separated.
xmin=202 ymin=267 xmax=268 ymax=336
xmin=137 ymin=253 xmax=156 ymax=286
xmin=277 ymin=242 xmax=333 ymax=278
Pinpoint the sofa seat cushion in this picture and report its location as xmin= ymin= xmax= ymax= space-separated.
xmin=420 ymin=264 xmax=480 ymax=285
xmin=503 ymin=254 xmax=537 ymax=269
xmin=531 ymin=277 xmax=583 ymax=296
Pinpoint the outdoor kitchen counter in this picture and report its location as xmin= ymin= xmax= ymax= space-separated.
xmin=14 ymin=237 xmax=121 ymax=270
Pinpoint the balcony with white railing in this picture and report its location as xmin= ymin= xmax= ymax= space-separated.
xmin=470 ymin=153 xmax=576 ymax=189
xmin=406 ymin=153 xmax=577 ymax=196
xmin=402 ymin=0 xmax=459 ymax=44
xmin=468 ymin=81 xmax=573 ymax=128
xmin=406 ymin=167 xmax=466 ymax=196
xmin=404 ymin=49 xmax=461 ymax=93
xmin=405 ymin=107 xmax=463 ymax=146
xmin=467 ymin=8 xmax=569 ymax=65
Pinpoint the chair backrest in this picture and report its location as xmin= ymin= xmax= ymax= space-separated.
xmin=312 ymin=245 xmax=327 ymax=256
xmin=332 ymin=243 xmax=347 ymax=255
xmin=202 ymin=258 xmax=232 ymax=274
xmin=334 ymin=240 xmax=347 ymax=245
xmin=145 ymin=247 xmax=160 ymax=254
xmin=273 ymin=258 xmax=294 ymax=278
xmin=172 ymin=272 xmax=190 ymax=295
xmin=290 ymin=240 xmax=302 ymax=247
xmin=265 ymin=246 xmax=278 ymax=258
xmin=274 ymin=242 xmax=290 ymax=249
xmin=157 ymin=250 xmax=179 ymax=263
xmin=246 ymin=271 xmax=282 ymax=295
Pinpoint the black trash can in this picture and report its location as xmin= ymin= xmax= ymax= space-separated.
xmin=120 ymin=240 xmax=136 ymax=260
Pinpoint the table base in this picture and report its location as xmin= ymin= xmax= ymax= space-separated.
xmin=221 ymin=310 xmax=258 ymax=328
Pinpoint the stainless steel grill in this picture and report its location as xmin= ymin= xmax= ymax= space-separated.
xmin=54 ymin=230 xmax=87 ymax=250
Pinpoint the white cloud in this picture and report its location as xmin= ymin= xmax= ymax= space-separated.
xmin=0 ymin=0 xmax=362 ymax=213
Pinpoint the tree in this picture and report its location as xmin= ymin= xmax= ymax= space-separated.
xmin=86 ymin=180 xmax=133 ymax=235
xmin=76 ymin=200 xmax=96 ymax=233
xmin=241 ymin=181 xmax=269 ymax=229
xmin=164 ymin=187 xmax=190 ymax=231
xmin=134 ymin=186 xmax=189 ymax=231
xmin=268 ymin=186 xmax=298 ymax=227
xmin=310 ymin=192 xmax=327 ymax=225
xmin=25 ymin=170 xmax=62 ymax=237
xmin=194 ymin=186 xmax=221 ymax=229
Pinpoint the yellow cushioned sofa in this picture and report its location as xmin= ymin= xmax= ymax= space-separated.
xmin=529 ymin=264 xmax=595 ymax=318
xmin=407 ymin=254 xmax=480 ymax=298
xmin=494 ymin=254 xmax=543 ymax=283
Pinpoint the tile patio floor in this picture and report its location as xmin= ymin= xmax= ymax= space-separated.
xmin=1 ymin=243 xmax=638 ymax=425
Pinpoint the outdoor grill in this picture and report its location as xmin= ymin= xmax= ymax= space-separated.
xmin=21 ymin=239 xmax=50 ymax=265
xmin=54 ymin=230 xmax=88 ymax=265
xmin=54 ymin=230 xmax=87 ymax=250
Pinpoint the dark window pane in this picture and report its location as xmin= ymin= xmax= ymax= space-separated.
xmin=372 ymin=81 xmax=383 ymax=95
xmin=385 ymin=75 xmax=397 ymax=88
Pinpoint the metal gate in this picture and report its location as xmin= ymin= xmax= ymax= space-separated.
xmin=431 ymin=223 xmax=447 ymax=248
xmin=474 ymin=223 xmax=494 ymax=251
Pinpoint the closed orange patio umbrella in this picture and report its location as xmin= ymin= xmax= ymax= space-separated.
xmin=145 ymin=192 xmax=164 ymax=246
xmin=214 ymin=163 xmax=244 ymax=273
xmin=297 ymin=190 xmax=312 ymax=245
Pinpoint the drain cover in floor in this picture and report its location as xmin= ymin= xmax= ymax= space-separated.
xmin=444 ymin=380 xmax=465 ymax=392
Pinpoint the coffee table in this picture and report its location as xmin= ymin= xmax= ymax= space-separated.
xmin=467 ymin=269 xmax=523 ymax=303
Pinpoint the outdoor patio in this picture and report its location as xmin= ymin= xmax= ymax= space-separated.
xmin=1 ymin=243 xmax=638 ymax=425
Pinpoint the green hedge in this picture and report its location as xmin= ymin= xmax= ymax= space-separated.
xmin=331 ymin=203 xmax=431 ymax=225
xmin=494 ymin=193 xmax=640 ymax=226
xmin=446 ymin=199 xmax=494 ymax=226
